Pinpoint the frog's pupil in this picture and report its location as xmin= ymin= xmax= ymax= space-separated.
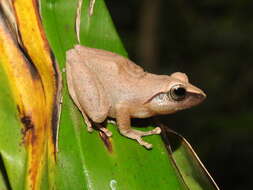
xmin=174 ymin=87 xmax=186 ymax=97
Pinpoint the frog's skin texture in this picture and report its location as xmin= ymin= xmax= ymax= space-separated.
xmin=66 ymin=45 xmax=206 ymax=149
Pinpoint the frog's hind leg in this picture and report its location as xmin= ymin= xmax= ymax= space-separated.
xmin=80 ymin=110 xmax=93 ymax=132
xmin=66 ymin=60 xmax=93 ymax=132
xmin=68 ymin=84 xmax=93 ymax=132
xmin=66 ymin=48 xmax=111 ymax=135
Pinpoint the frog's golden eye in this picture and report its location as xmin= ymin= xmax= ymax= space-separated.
xmin=168 ymin=84 xmax=186 ymax=101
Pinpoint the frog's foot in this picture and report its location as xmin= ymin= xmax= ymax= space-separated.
xmin=100 ymin=127 xmax=112 ymax=137
xmin=94 ymin=122 xmax=112 ymax=137
xmin=120 ymin=127 xmax=161 ymax=149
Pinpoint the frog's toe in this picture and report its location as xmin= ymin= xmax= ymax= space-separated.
xmin=137 ymin=137 xmax=153 ymax=149
xmin=153 ymin=127 xmax=161 ymax=134
xmin=86 ymin=122 xmax=94 ymax=132
xmin=119 ymin=129 xmax=154 ymax=149
xmin=87 ymin=127 xmax=94 ymax=133
xmin=100 ymin=127 xmax=113 ymax=137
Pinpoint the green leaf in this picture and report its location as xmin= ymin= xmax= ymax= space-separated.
xmin=41 ymin=0 xmax=188 ymax=189
xmin=162 ymin=128 xmax=220 ymax=190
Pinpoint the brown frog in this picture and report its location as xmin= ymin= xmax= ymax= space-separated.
xmin=66 ymin=45 xmax=206 ymax=148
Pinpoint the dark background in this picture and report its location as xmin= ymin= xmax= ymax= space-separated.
xmin=107 ymin=0 xmax=253 ymax=189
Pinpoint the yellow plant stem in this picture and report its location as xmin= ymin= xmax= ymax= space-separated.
xmin=13 ymin=0 xmax=59 ymax=160
xmin=0 ymin=13 xmax=47 ymax=190
xmin=0 ymin=0 xmax=59 ymax=189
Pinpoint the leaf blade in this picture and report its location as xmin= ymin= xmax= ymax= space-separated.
xmin=41 ymin=0 xmax=219 ymax=189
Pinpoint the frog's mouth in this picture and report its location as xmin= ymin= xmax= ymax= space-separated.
xmin=180 ymin=91 xmax=206 ymax=108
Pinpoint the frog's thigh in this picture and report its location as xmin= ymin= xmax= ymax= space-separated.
xmin=67 ymin=60 xmax=110 ymax=123
xmin=66 ymin=64 xmax=93 ymax=131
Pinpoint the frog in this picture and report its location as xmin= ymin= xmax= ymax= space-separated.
xmin=66 ymin=45 xmax=206 ymax=149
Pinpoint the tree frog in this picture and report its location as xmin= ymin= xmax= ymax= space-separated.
xmin=66 ymin=45 xmax=206 ymax=149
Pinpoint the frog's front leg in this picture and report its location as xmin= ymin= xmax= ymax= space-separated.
xmin=115 ymin=103 xmax=161 ymax=149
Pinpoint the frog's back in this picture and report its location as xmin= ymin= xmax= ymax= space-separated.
xmin=67 ymin=45 xmax=172 ymax=107
xmin=73 ymin=45 xmax=146 ymax=78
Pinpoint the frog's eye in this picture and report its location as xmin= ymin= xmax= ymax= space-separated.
xmin=168 ymin=84 xmax=186 ymax=101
